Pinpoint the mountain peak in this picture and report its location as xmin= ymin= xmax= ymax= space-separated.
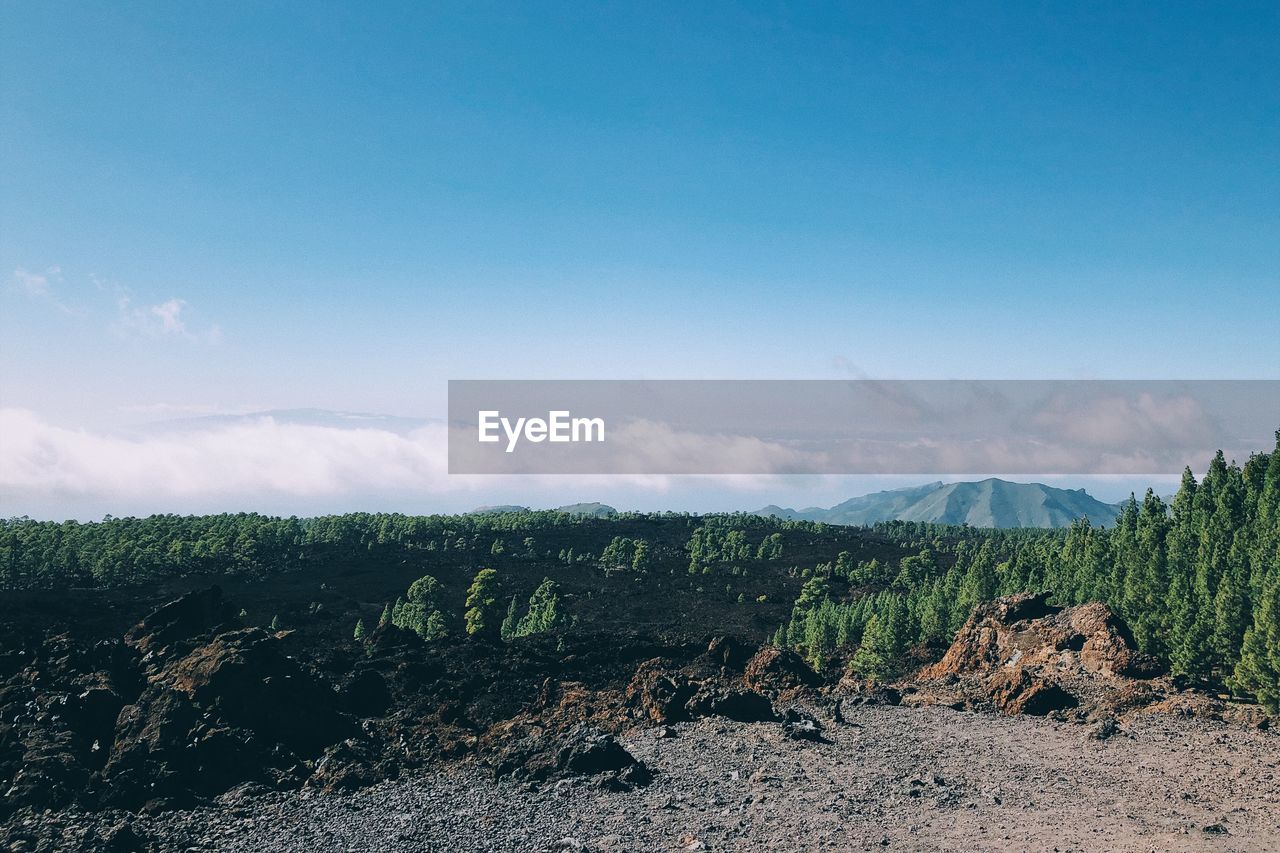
xmin=755 ymin=479 xmax=1119 ymax=529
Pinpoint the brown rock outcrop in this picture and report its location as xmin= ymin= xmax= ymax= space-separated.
xmin=916 ymin=592 xmax=1163 ymax=717
xmin=743 ymin=647 xmax=822 ymax=694
xmin=920 ymin=592 xmax=1161 ymax=683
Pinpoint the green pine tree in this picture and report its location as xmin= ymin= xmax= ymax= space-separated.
xmin=631 ymin=539 xmax=652 ymax=573
xmin=1232 ymin=565 xmax=1280 ymax=710
xmin=392 ymin=574 xmax=448 ymax=640
xmin=464 ymin=568 xmax=501 ymax=637
xmin=850 ymin=613 xmax=898 ymax=681
xmin=514 ymin=578 xmax=563 ymax=637
xmin=500 ymin=595 xmax=519 ymax=641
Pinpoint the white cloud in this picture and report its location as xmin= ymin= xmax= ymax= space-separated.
xmin=11 ymin=265 xmax=80 ymax=314
xmin=1027 ymin=391 xmax=1216 ymax=449
xmin=0 ymin=408 xmax=448 ymax=499
xmin=114 ymin=291 xmax=220 ymax=343
xmin=10 ymin=267 xmax=218 ymax=338
xmin=12 ymin=266 xmax=59 ymax=296
xmin=150 ymin=298 xmax=187 ymax=335
xmin=0 ymin=410 xmax=693 ymax=507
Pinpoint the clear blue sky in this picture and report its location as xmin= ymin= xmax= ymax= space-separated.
xmin=2 ymin=2 xmax=1278 ymax=517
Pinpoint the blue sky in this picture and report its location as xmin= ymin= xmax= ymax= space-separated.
xmin=2 ymin=2 xmax=1278 ymax=517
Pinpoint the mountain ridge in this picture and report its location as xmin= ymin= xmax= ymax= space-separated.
xmin=469 ymin=502 xmax=618 ymax=517
xmin=755 ymin=478 xmax=1121 ymax=529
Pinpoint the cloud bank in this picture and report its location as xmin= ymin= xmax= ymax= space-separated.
xmin=0 ymin=409 xmax=453 ymax=501
xmin=0 ymin=410 xmax=695 ymax=518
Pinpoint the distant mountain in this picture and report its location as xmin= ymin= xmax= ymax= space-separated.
xmin=138 ymin=408 xmax=434 ymax=435
xmin=469 ymin=502 xmax=617 ymax=517
xmin=756 ymin=479 xmax=1121 ymax=529
xmin=554 ymin=502 xmax=617 ymax=517
xmin=470 ymin=505 xmax=531 ymax=515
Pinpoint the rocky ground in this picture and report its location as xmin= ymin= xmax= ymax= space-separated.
xmin=4 ymin=588 xmax=1278 ymax=851
xmin=13 ymin=703 xmax=1280 ymax=852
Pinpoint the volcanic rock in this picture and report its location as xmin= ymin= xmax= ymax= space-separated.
xmin=101 ymin=610 xmax=353 ymax=808
xmin=780 ymin=707 xmax=827 ymax=741
xmin=743 ymin=646 xmax=822 ymax=694
xmin=920 ymin=592 xmax=1161 ymax=682
xmin=124 ymin=586 xmax=235 ymax=656
xmin=984 ymin=667 xmax=1078 ymax=716
xmin=488 ymin=723 xmax=649 ymax=787
xmin=625 ymin=661 xmax=697 ymax=725
xmin=685 ymin=687 xmax=777 ymax=723
xmin=915 ymin=592 xmax=1165 ymax=717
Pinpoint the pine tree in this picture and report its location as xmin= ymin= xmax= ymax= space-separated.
xmin=802 ymin=599 xmax=840 ymax=671
xmin=1232 ymin=565 xmax=1280 ymax=710
xmin=392 ymin=574 xmax=448 ymax=640
xmin=631 ymin=539 xmax=651 ymax=573
xmin=500 ymin=595 xmax=519 ymax=641
xmin=1164 ymin=468 xmax=1200 ymax=668
xmin=850 ymin=613 xmax=897 ymax=681
xmin=1110 ymin=495 xmax=1140 ymax=605
xmin=1211 ymin=539 xmax=1251 ymax=670
xmin=916 ymin=579 xmax=949 ymax=645
xmin=956 ymin=541 xmax=997 ymax=621
xmin=793 ymin=575 xmax=830 ymax=613
xmin=513 ymin=578 xmax=563 ymax=637
xmin=464 ymin=568 xmax=501 ymax=637
xmin=1122 ymin=490 xmax=1170 ymax=654
xmin=424 ymin=610 xmax=447 ymax=640
xmin=378 ymin=602 xmax=391 ymax=628
xmin=353 ymin=618 xmax=366 ymax=641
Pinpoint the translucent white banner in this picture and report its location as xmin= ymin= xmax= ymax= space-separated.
xmin=448 ymin=380 xmax=1280 ymax=475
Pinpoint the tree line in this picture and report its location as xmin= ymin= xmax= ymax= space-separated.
xmin=776 ymin=433 xmax=1280 ymax=709
xmin=360 ymin=567 xmax=565 ymax=644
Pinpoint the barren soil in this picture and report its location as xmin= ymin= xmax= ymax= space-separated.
xmin=20 ymin=703 xmax=1279 ymax=852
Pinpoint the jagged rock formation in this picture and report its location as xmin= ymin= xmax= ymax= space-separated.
xmin=910 ymin=592 xmax=1163 ymax=717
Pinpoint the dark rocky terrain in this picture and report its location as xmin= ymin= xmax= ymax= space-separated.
xmin=2 ymin=580 xmax=1275 ymax=851
xmin=27 ymin=707 xmax=1278 ymax=852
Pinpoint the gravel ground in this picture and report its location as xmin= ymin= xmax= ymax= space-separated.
xmin=16 ymin=703 xmax=1280 ymax=852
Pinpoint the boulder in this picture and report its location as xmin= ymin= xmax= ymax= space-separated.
xmin=488 ymin=723 xmax=649 ymax=788
xmin=308 ymin=736 xmax=396 ymax=793
xmin=341 ymin=668 xmax=392 ymax=718
xmin=1067 ymin=603 xmax=1162 ymax=678
xmin=984 ymin=667 xmax=1078 ymax=716
xmin=705 ymin=636 xmax=753 ymax=670
xmin=920 ymin=593 xmax=1161 ymax=683
xmin=102 ymin=626 xmax=351 ymax=807
xmin=743 ymin=647 xmax=822 ymax=694
xmin=780 ymin=707 xmax=827 ymax=741
xmin=686 ymin=687 xmax=777 ymax=723
xmin=625 ymin=661 xmax=697 ymax=725
xmin=160 ymin=628 xmax=351 ymax=755
xmin=124 ymin=586 xmax=235 ymax=656
xmin=913 ymin=593 xmax=1165 ymax=718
